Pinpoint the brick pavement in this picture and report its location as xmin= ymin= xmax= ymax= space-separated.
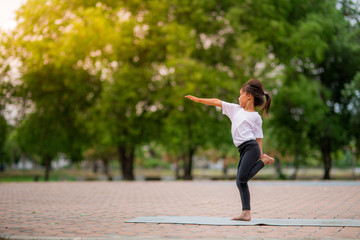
xmin=0 ymin=181 xmax=359 ymax=240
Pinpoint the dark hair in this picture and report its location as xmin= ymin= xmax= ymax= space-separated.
xmin=241 ymin=78 xmax=271 ymax=116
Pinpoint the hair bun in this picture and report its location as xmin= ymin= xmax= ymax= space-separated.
xmin=248 ymin=79 xmax=261 ymax=87
xmin=247 ymin=79 xmax=265 ymax=95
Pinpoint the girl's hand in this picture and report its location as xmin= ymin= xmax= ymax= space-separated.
xmin=185 ymin=95 xmax=200 ymax=103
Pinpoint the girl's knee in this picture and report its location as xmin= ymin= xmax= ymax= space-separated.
xmin=236 ymin=175 xmax=248 ymax=184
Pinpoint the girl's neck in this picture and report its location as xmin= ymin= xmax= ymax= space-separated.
xmin=244 ymin=102 xmax=255 ymax=112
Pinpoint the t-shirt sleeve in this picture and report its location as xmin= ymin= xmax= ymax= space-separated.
xmin=222 ymin=101 xmax=240 ymax=121
xmin=253 ymin=116 xmax=263 ymax=138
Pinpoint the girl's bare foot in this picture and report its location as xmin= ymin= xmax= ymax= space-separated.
xmin=232 ymin=210 xmax=251 ymax=221
xmin=261 ymin=153 xmax=275 ymax=165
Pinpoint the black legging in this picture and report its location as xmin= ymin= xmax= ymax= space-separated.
xmin=236 ymin=140 xmax=264 ymax=210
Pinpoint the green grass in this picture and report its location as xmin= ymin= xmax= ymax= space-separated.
xmin=0 ymin=175 xmax=78 ymax=182
xmin=0 ymin=169 xmax=80 ymax=182
xmin=0 ymin=167 xmax=358 ymax=182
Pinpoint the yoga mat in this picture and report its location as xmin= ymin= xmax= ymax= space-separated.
xmin=126 ymin=216 xmax=360 ymax=227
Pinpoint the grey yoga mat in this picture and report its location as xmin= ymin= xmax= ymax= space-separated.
xmin=126 ymin=216 xmax=360 ymax=227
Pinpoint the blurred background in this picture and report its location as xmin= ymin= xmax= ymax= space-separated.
xmin=0 ymin=0 xmax=359 ymax=182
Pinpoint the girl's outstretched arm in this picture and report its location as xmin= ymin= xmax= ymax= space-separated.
xmin=185 ymin=95 xmax=222 ymax=108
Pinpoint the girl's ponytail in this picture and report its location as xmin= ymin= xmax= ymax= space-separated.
xmin=262 ymin=92 xmax=272 ymax=116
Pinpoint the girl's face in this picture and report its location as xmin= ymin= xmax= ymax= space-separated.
xmin=239 ymin=88 xmax=251 ymax=108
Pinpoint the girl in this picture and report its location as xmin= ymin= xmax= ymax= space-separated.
xmin=185 ymin=78 xmax=274 ymax=221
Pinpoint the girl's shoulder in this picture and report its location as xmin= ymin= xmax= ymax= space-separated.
xmin=222 ymin=101 xmax=240 ymax=107
xmin=222 ymin=101 xmax=241 ymax=110
xmin=222 ymin=101 xmax=242 ymax=118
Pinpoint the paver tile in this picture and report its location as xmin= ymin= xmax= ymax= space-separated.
xmin=1 ymin=181 xmax=359 ymax=240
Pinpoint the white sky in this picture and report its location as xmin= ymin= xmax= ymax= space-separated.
xmin=0 ymin=0 xmax=26 ymax=31
xmin=0 ymin=0 xmax=26 ymax=124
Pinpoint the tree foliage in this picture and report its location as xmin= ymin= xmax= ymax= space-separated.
xmin=1 ymin=0 xmax=359 ymax=180
xmin=231 ymin=0 xmax=360 ymax=179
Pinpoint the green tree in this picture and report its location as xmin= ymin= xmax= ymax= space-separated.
xmin=6 ymin=0 xmax=359 ymax=182
xmin=6 ymin=0 xmax=108 ymax=179
xmin=0 ymin=115 xmax=7 ymax=169
xmin=84 ymin=0 xmax=252 ymax=180
xmin=0 ymin=31 xmax=13 ymax=170
xmin=269 ymin=76 xmax=327 ymax=179
xmin=159 ymin=59 xmax=232 ymax=179
xmin=15 ymin=111 xmax=68 ymax=179
xmin=230 ymin=0 xmax=360 ymax=179
xmin=158 ymin=0 xmax=280 ymax=179
xmin=315 ymin=3 xmax=360 ymax=179
xmin=91 ymin=65 xmax=165 ymax=180
xmin=3 ymin=128 xmax=22 ymax=169
xmin=342 ymin=72 xmax=360 ymax=163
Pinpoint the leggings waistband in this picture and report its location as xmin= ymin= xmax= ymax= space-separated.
xmin=237 ymin=140 xmax=257 ymax=152
xmin=238 ymin=140 xmax=257 ymax=148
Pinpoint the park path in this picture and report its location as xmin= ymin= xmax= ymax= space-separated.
xmin=1 ymin=181 xmax=360 ymax=239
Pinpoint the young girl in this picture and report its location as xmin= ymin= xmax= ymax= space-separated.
xmin=185 ymin=78 xmax=274 ymax=221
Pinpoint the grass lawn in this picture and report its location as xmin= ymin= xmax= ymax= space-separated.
xmin=0 ymin=167 xmax=359 ymax=182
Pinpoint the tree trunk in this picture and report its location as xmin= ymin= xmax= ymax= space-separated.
xmin=275 ymin=156 xmax=286 ymax=180
xmin=223 ymin=156 xmax=228 ymax=176
xmin=93 ymin=161 xmax=98 ymax=173
xmin=174 ymin=156 xmax=180 ymax=180
xmin=118 ymin=146 xmax=135 ymax=180
xmin=322 ymin=151 xmax=331 ymax=180
xmin=354 ymin=139 xmax=360 ymax=179
xmin=183 ymin=148 xmax=195 ymax=180
xmin=21 ymin=153 xmax=26 ymax=170
xmin=352 ymin=152 xmax=356 ymax=180
xmin=321 ymin=139 xmax=332 ymax=180
xmin=44 ymin=154 xmax=51 ymax=181
xmin=102 ymin=158 xmax=112 ymax=181
xmin=291 ymin=152 xmax=299 ymax=180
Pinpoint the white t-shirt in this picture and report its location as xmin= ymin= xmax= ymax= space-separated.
xmin=222 ymin=101 xmax=263 ymax=147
